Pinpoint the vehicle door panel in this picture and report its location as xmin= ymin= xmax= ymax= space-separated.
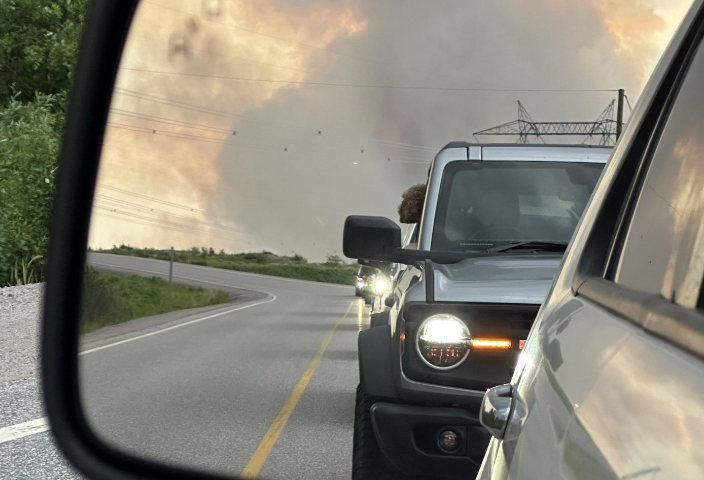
xmin=482 ymin=294 xmax=631 ymax=479
xmin=565 ymin=321 xmax=704 ymax=479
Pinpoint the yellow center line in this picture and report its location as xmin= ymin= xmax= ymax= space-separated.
xmin=240 ymin=301 xmax=355 ymax=479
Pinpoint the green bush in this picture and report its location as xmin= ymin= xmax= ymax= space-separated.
xmin=0 ymin=0 xmax=89 ymax=105
xmin=0 ymin=96 xmax=62 ymax=285
xmin=0 ymin=0 xmax=89 ymax=285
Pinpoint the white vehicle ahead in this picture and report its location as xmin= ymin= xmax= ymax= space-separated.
xmin=478 ymin=2 xmax=704 ymax=478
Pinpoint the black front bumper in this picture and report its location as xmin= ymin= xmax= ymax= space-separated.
xmin=370 ymin=403 xmax=491 ymax=478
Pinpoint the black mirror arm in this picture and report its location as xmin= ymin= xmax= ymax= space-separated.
xmin=388 ymin=248 xmax=474 ymax=265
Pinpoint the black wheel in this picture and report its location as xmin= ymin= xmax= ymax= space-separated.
xmin=352 ymin=385 xmax=452 ymax=480
xmin=355 ymin=287 xmax=362 ymax=297
xmin=352 ymin=385 xmax=404 ymax=480
xmin=364 ymin=295 xmax=373 ymax=305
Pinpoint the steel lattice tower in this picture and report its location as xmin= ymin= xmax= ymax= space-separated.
xmin=474 ymin=100 xmax=618 ymax=145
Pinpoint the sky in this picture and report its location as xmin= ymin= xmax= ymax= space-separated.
xmin=88 ymin=0 xmax=695 ymax=261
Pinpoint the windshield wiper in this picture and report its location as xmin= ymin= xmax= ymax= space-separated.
xmin=487 ymin=241 xmax=569 ymax=253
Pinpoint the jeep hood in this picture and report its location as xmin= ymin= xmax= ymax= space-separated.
xmin=432 ymin=254 xmax=561 ymax=304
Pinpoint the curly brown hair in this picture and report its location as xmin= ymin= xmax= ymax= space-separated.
xmin=398 ymin=183 xmax=427 ymax=224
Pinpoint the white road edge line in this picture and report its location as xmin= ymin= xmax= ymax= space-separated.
xmin=0 ymin=418 xmax=49 ymax=444
xmin=0 ymin=269 xmax=278 ymax=444
xmin=80 ymin=293 xmax=277 ymax=356
xmin=90 ymin=256 xmax=352 ymax=289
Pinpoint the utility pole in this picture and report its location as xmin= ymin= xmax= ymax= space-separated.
xmin=616 ymin=88 xmax=625 ymax=140
xmin=169 ymin=246 xmax=174 ymax=285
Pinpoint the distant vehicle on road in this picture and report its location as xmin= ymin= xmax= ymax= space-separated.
xmin=344 ymin=142 xmax=610 ymax=479
xmin=355 ymin=264 xmax=376 ymax=297
xmin=368 ymin=223 xmax=418 ymax=316
xmin=478 ymin=4 xmax=704 ymax=478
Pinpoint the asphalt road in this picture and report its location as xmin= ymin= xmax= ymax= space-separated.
xmin=1 ymin=253 xmax=367 ymax=480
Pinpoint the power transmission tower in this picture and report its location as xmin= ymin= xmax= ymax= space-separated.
xmin=474 ymin=99 xmax=622 ymax=145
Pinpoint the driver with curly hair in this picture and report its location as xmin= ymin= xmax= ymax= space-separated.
xmin=397 ymin=183 xmax=426 ymax=250
xmin=398 ymin=183 xmax=426 ymax=224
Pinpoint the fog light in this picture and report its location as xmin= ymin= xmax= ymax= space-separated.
xmin=438 ymin=430 xmax=460 ymax=452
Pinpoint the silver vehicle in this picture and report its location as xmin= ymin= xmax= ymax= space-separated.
xmin=478 ymin=3 xmax=704 ymax=479
xmin=343 ymin=143 xmax=610 ymax=479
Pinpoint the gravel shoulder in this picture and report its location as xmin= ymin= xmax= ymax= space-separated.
xmin=0 ymin=278 xmax=267 ymax=385
xmin=0 ymin=284 xmax=44 ymax=384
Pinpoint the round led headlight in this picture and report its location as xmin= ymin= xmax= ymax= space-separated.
xmin=415 ymin=314 xmax=471 ymax=370
xmin=373 ymin=277 xmax=389 ymax=295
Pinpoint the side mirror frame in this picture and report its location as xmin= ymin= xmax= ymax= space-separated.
xmin=40 ymin=2 xmax=233 ymax=480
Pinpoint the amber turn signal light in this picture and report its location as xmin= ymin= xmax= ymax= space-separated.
xmin=471 ymin=338 xmax=512 ymax=349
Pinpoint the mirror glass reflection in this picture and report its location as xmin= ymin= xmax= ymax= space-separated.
xmin=78 ymin=1 xmax=655 ymax=478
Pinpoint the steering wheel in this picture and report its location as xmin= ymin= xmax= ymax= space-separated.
xmin=470 ymin=225 xmax=529 ymax=240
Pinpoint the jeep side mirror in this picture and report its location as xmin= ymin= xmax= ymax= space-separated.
xmin=343 ymin=215 xmax=401 ymax=262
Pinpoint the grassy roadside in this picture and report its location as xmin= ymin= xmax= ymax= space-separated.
xmin=94 ymin=246 xmax=357 ymax=285
xmin=80 ymin=269 xmax=229 ymax=334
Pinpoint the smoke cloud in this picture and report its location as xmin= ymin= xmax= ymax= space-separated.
xmin=89 ymin=0 xmax=693 ymax=260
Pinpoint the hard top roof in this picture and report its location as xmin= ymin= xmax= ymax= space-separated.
xmin=438 ymin=142 xmax=612 ymax=163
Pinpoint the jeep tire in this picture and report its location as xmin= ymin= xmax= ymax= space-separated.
xmin=352 ymin=384 xmax=403 ymax=480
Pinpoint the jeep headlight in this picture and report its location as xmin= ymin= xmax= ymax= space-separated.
xmin=373 ymin=277 xmax=389 ymax=295
xmin=416 ymin=314 xmax=470 ymax=370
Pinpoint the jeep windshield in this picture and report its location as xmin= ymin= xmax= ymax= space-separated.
xmin=431 ymin=161 xmax=604 ymax=252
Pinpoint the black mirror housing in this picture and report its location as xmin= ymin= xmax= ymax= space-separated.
xmin=343 ymin=215 xmax=402 ymax=262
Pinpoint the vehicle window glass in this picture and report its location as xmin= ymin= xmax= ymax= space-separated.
xmin=407 ymin=223 xmax=419 ymax=245
xmin=614 ymin=43 xmax=704 ymax=309
xmin=358 ymin=266 xmax=375 ymax=276
xmin=432 ymin=161 xmax=603 ymax=251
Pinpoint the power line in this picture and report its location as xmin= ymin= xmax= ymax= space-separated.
xmin=110 ymin=108 xmax=234 ymax=134
xmin=110 ymin=100 xmax=438 ymax=156
xmin=625 ymin=94 xmax=634 ymax=113
xmin=98 ymin=184 xmax=208 ymax=214
xmin=93 ymin=206 xmax=235 ymax=242
xmin=119 ymin=68 xmax=617 ymax=93
xmin=95 ymin=194 xmax=241 ymax=233
xmin=114 ymin=88 xmax=248 ymax=120
xmin=114 ymin=88 xmax=319 ymax=135
xmin=106 ymin=121 xmax=432 ymax=164
xmin=107 ymin=122 xmax=233 ymax=145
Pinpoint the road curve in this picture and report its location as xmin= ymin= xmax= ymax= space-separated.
xmin=77 ymin=253 xmax=367 ymax=479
